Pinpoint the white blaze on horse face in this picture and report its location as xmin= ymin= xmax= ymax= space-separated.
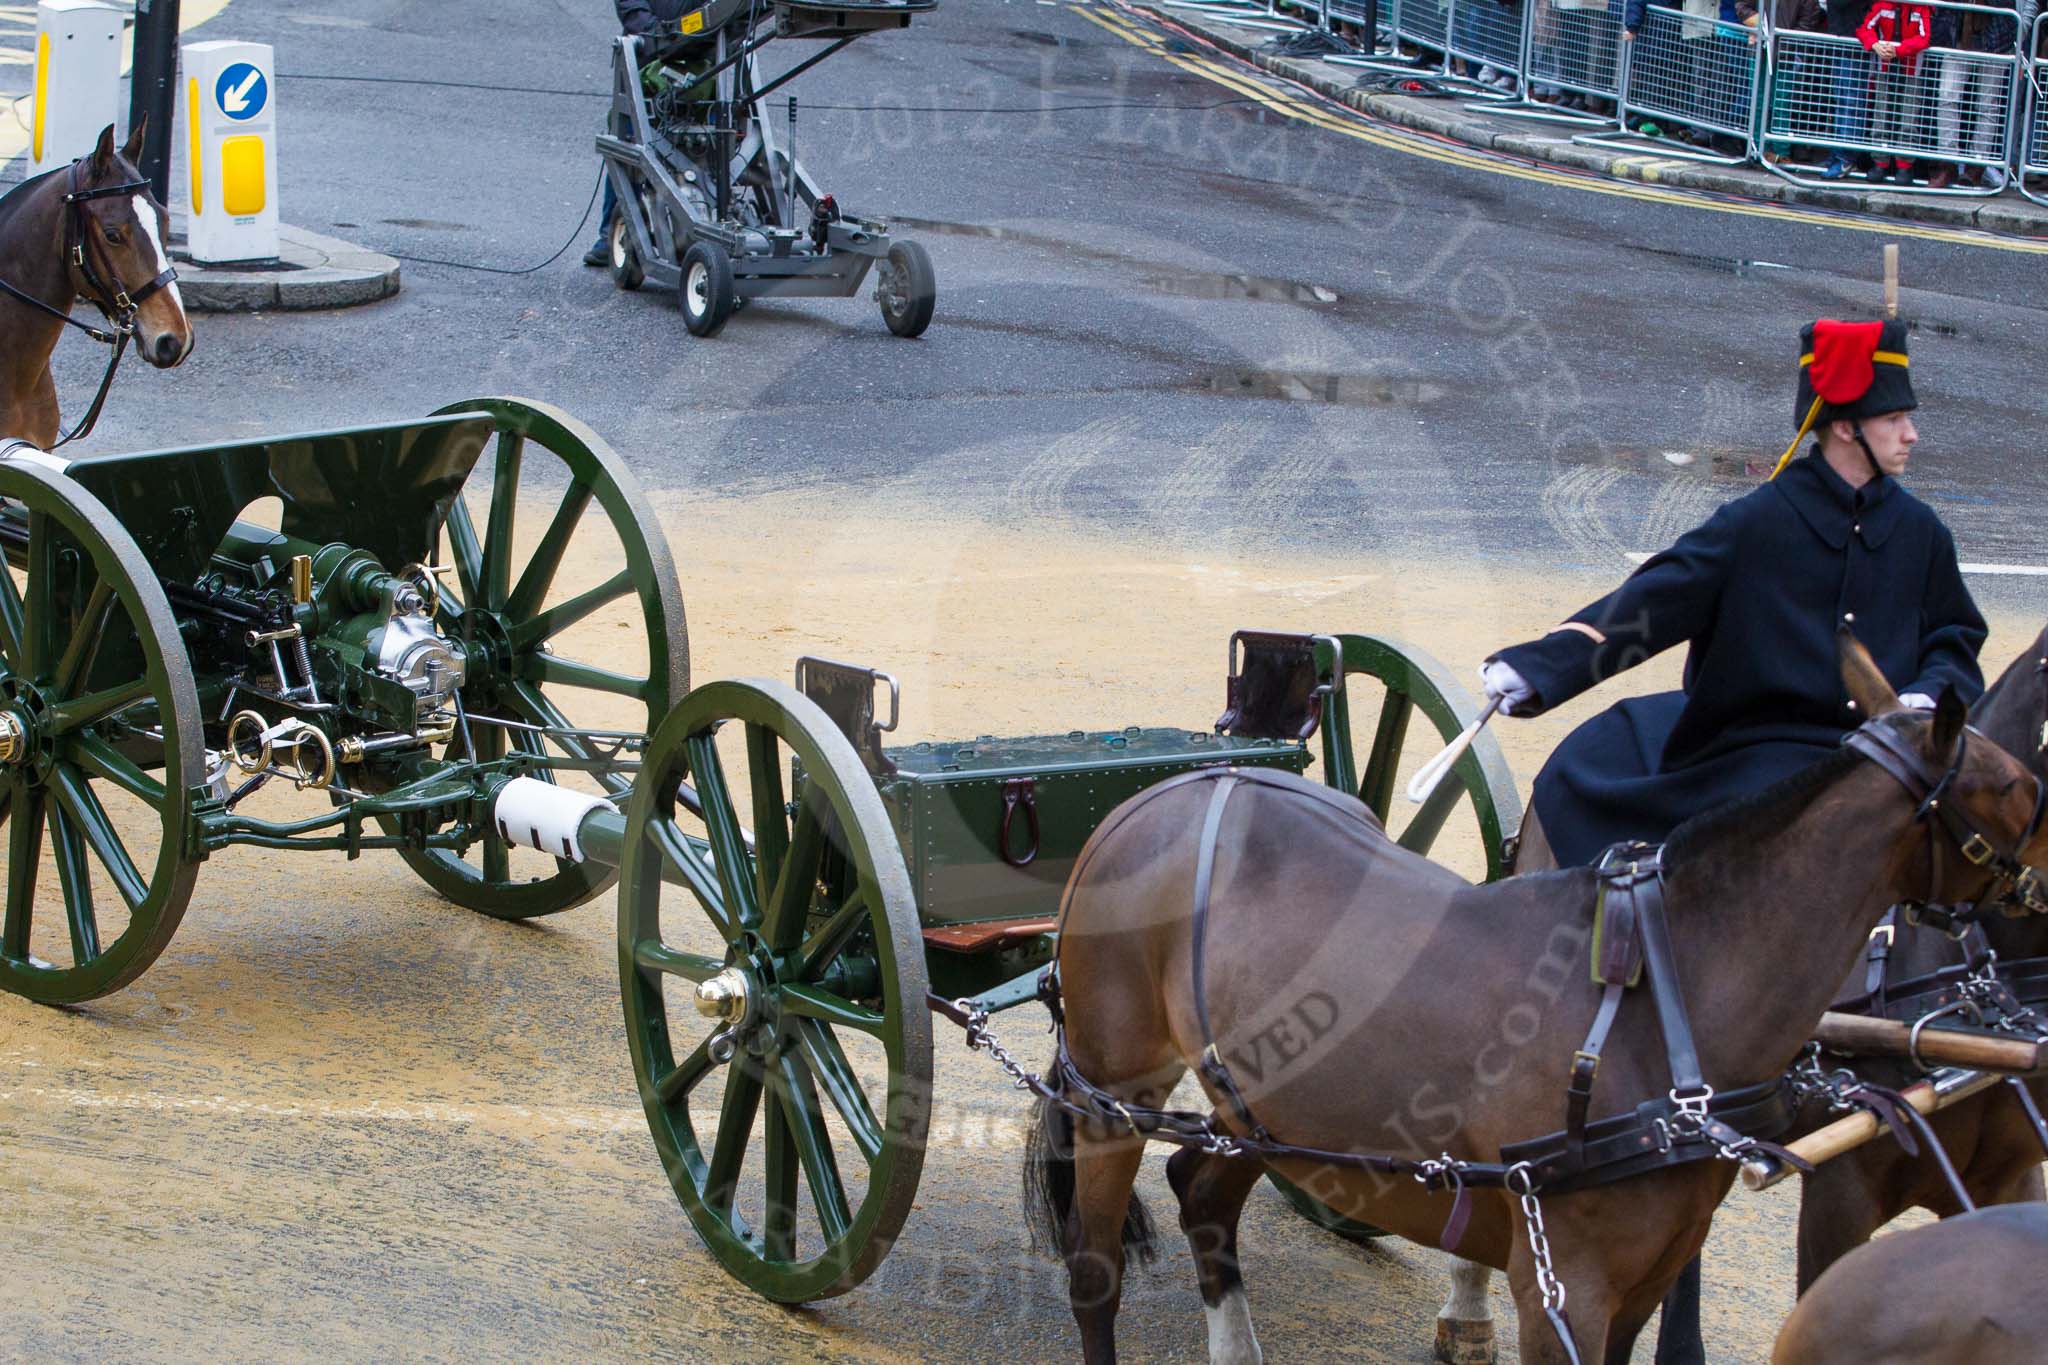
xmin=130 ymin=194 xmax=187 ymax=320
xmin=1204 ymin=1287 xmax=1263 ymax=1365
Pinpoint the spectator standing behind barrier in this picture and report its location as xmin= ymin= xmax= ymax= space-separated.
xmin=1550 ymin=0 xmax=1619 ymax=110
xmin=1859 ymin=0 xmax=1934 ymax=182
xmin=586 ymin=0 xmax=691 ymax=267
xmin=1741 ymin=0 xmax=1825 ymax=162
xmin=1821 ymin=0 xmax=1880 ymax=176
xmin=1927 ymin=0 xmax=2017 ymax=187
xmin=1624 ymin=0 xmax=1749 ymax=151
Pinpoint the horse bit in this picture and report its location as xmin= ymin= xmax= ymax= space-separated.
xmin=0 ymin=157 xmax=179 ymax=447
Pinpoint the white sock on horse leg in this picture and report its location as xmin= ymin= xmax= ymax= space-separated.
xmin=1439 ymin=1256 xmax=1496 ymax=1322
xmin=1205 ymin=1286 xmax=1264 ymax=1365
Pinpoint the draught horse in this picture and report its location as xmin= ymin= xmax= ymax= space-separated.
xmin=1772 ymin=1203 xmax=2048 ymax=1364
xmin=1794 ymin=623 xmax=2048 ymax=1276
xmin=1438 ymin=625 xmax=2048 ymax=1361
xmin=1022 ymin=637 xmax=2044 ymax=1364
xmin=0 ymin=122 xmax=191 ymax=449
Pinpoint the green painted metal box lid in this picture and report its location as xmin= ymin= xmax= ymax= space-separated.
xmin=874 ymin=727 xmax=1310 ymax=927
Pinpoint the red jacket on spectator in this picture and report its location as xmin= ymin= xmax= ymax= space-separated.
xmin=1857 ymin=0 xmax=1933 ymax=70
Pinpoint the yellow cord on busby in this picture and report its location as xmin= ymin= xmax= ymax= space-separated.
xmin=1772 ymin=395 xmax=1824 ymax=480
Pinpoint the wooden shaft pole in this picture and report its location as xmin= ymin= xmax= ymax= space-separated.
xmin=1741 ymin=1069 xmax=2003 ymax=1191
xmin=1813 ymin=1011 xmax=2044 ymax=1072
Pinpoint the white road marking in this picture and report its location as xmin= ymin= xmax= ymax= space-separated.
xmin=1626 ymin=551 xmax=2047 ymax=577
xmin=1959 ymin=563 xmax=2048 ymax=577
xmin=0 ymin=1083 xmax=645 ymax=1134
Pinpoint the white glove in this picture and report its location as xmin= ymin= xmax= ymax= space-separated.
xmin=1480 ymin=660 xmax=1537 ymax=716
xmin=1899 ymin=692 xmax=1936 ymax=711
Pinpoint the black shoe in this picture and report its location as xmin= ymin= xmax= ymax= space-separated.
xmin=582 ymin=241 xmax=608 ymax=268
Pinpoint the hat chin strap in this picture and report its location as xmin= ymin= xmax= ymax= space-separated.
xmin=1851 ymin=422 xmax=1884 ymax=482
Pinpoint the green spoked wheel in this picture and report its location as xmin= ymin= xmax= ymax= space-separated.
xmin=1317 ymin=632 xmax=1522 ymax=881
xmin=621 ymin=678 xmax=930 ymax=1302
xmin=1269 ymin=632 xmax=1524 ymax=1243
xmin=0 ymin=459 xmax=204 ymax=1003
xmin=391 ymin=397 xmax=689 ymax=919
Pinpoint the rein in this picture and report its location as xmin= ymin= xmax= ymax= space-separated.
xmin=0 ymin=160 xmax=178 ymax=448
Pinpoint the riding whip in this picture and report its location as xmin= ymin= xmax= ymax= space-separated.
xmin=1406 ymin=696 xmax=1503 ymax=805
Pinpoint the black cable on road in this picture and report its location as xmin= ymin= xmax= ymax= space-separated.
xmin=274 ymin=69 xmax=1278 ymax=114
xmin=381 ymin=175 xmax=602 ymax=275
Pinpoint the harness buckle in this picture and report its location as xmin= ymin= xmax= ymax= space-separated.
xmin=1868 ymin=922 xmax=1895 ymax=948
xmin=1669 ymin=1085 xmax=1715 ymax=1119
xmin=2013 ymin=866 xmax=2048 ymax=916
xmin=1960 ymin=831 xmax=1997 ymax=867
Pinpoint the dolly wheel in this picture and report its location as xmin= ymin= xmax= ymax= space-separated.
xmin=610 ymin=215 xmax=644 ymax=292
xmin=876 ymin=240 xmax=935 ymax=339
xmin=680 ymin=242 xmax=736 ymax=338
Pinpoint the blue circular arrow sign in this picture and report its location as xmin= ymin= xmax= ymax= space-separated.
xmin=214 ymin=62 xmax=268 ymax=121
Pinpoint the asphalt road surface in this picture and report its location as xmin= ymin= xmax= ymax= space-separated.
xmin=2 ymin=0 xmax=2044 ymax=1360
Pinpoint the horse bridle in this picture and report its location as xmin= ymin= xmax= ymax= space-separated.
xmin=1845 ymin=713 xmax=2048 ymax=923
xmin=0 ymin=158 xmax=178 ymax=448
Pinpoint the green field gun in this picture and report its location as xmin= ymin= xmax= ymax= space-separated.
xmin=0 ymin=402 xmax=1521 ymax=1301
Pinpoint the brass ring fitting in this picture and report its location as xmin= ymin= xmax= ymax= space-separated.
xmin=227 ymin=711 xmax=273 ymax=774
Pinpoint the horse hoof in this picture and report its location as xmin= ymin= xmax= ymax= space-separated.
xmin=1433 ymin=1316 xmax=1497 ymax=1365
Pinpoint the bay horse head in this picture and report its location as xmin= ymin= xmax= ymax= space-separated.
xmin=1836 ymin=628 xmax=2046 ymax=919
xmin=69 ymin=121 xmax=192 ymax=370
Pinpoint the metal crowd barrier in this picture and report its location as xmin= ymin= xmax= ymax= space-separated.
xmin=1157 ymin=0 xmax=1304 ymax=32
xmin=1157 ymin=0 xmax=2040 ymax=196
xmin=2022 ymin=10 xmax=2048 ymax=204
xmin=1448 ymin=0 xmax=1530 ymax=87
xmin=1760 ymin=0 xmax=2021 ymax=196
xmin=1576 ymin=3 xmax=1759 ymax=160
xmin=1520 ymin=0 xmax=1628 ymax=117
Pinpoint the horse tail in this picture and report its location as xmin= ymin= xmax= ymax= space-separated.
xmin=1022 ymin=1089 xmax=1158 ymax=1267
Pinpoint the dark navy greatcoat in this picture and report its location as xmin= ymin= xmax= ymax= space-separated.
xmin=1495 ymin=452 xmax=1986 ymax=868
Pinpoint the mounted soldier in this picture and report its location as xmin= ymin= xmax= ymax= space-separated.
xmin=1477 ymin=317 xmax=1986 ymax=1363
xmin=1486 ymin=317 xmax=1985 ymax=871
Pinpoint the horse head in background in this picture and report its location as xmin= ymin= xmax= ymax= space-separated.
xmin=0 ymin=121 xmax=192 ymax=449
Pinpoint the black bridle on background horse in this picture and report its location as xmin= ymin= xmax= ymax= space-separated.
xmin=0 ymin=158 xmax=178 ymax=448
xmin=1815 ymin=677 xmax=2048 ymax=1196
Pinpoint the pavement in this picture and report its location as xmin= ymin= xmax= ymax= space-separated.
xmin=1132 ymin=0 xmax=2048 ymax=238
xmin=167 ymin=214 xmax=399 ymax=311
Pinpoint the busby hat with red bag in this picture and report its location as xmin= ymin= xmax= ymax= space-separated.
xmin=1773 ymin=318 xmax=1916 ymax=477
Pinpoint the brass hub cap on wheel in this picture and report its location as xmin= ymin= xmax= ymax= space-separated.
xmin=0 ymin=677 xmax=56 ymax=783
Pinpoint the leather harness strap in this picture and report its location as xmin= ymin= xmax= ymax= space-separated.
xmin=1188 ymin=775 xmax=1274 ymax=1144
xmin=1168 ymin=776 xmax=1809 ymax=1202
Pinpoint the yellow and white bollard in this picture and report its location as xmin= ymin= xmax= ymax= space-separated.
xmin=182 ymin=39 xmax=279 ymax=263
xmin=29 ymin=0 xmax=124 ymax=174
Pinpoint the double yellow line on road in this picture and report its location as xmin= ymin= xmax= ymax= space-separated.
xmin=1074 ymin=1 xmax=2048 ymax=255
